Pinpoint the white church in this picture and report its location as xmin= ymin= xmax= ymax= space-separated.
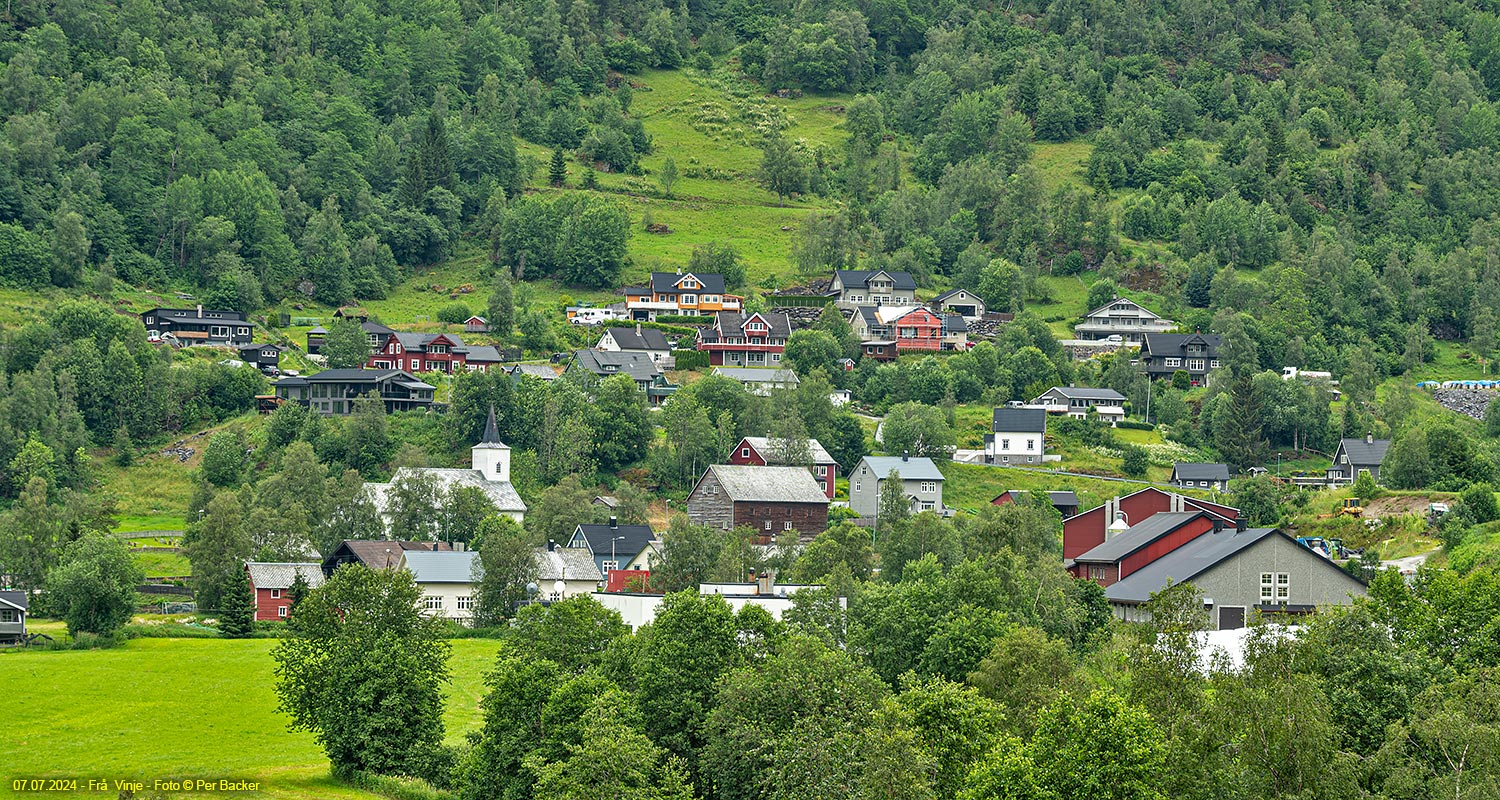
xmin=365 ymin=406 xmax=527 ymax=527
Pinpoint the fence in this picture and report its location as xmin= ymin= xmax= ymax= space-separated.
xmin=766 ymin=295 xmax=834 ymax=308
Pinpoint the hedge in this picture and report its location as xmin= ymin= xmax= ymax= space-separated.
xmin=601 ymin=319 xmax=698 ymax=337
xmin=655 ymin=314 xmax=716 ymax=325
xmin=1115 ymin=420 xmax=1156 ymax=431
xmin=672 ymin=349 xmax=709 ymax=370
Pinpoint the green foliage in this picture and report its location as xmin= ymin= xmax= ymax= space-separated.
xmin=881 ymin=402 xmax=956 ymax=460
xmin=219 ymin=571 xmax=256 ymax=638
xmin=44 ymin=531 xmax=143 ymax=637
xmin=200 ymin=430 xmax=245 ymax=488
xmin=495 ymin=193 xmax=631 ymax=288
xmin=272 ymin=565 xmax=451 ymax=778
xmin=1120 ymin=445 xmax=1149 ymax=477
xmin=322 ymin=316 xmax=373 ymax=369
xmin=436 ymin=301 xmax=471 ymax=325
xmin=473 ymin=517 xmax=537 ymax=626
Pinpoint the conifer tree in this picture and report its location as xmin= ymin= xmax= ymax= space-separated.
xmin=220 ymin=572 xmax=256 ymax=637
xmin=550 ymin=149 xmax=568 ymax=187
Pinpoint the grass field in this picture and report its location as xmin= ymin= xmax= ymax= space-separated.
xmin=938 ymin=461 xmax=1205 ymax=516
xmin=0 ymin=637 xmax=503 ymax=799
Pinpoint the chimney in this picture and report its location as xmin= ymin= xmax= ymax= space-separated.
xmin=547 ymin=539 xmax=557 ymax=552
xmin=196 ymin=304 xmax=203 ymax=318
xmin=902 ymin=450 xmax=909 ymax=461
xmin=454 ymin=541 xmax=466 ymax=552
xmin=757 ymin=572 xmax=774 ymax=596
xmin=609 ymin=516 xmax=618 ymax=529
xmin=1366 ymin=432 xmax=1374 ymax=444
xmin=1235 ymin=518 xmax=1247 ymax=533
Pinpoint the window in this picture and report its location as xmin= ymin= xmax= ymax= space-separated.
xmin=1260 ymin=573 xmax=1289 ymax=602
xmin=741 ymin=447 xmax=751 ymax=458
xmin=1188 ymin=359 xmax=1206 ymax=371
xmin=423 ymin=596 xmax=443 ymax=611
xmin=682 ymin=294 xmax=698 ymax=305
xmin=457 ymin=596 xmax=473 ymax=611
xmin=1261 ymin=573 xmax=1273 ymax=601
xmin=1277 ymin=573 xmax=1289 ymax=599
xmin=0 ymin=609 xmax=16 ymax=623
xmin=211 ymin=325 xmax=231 ymax=338
xmin=1027 ymin=438 xmax=1036 ymax=450
xmin=1001 ymin=438 xmax=1011 ymax=450
xmin=1341 ymin=454 xmax=1348 ymax=464
xmin=783 ymin=521 xmax=793 ymax=531
xmin=1210 ymin=360 xmax=1221 ymax=368
xmin=602 ymin=560 xmax=619 ymax=572
xmin=921 ymin=481 xmax=937 ymax=494
xmin=855 ymin=481 xmax=861 ymax=493
xmin=919 ymin=501 xmax=935 ymax=511
xmin=278 ymin=606 xmax=288 ymax=618
xmin=764 ymin=520 xmax=772 ymax=531
xmin=1165 ymin=357 xmax=1182 ymax=368
xmin=1088 ymin=566 xmax=1105 ymax=581
xmin=816 ymin=466 xmax=828 ymax=476
xmin=270 ymin=589 xmax=282 ymax=599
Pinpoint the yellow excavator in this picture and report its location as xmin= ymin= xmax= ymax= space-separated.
xmin=1339 ymin=497 xmax=1364 ymax=517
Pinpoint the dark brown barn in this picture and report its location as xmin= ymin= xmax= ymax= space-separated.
xmin=686 ymin=465 xmax=830 ymax=542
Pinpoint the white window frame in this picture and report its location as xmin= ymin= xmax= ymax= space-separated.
xmin=456 ymin=596 xmax=474 ymax=611
xmin=1165 ymin=358 xmax=1182 ymax=368
xmin=0 ymin=609 xmax=16 ymax=623
xmin=270 ymin=589 xmax=281 ymax=599
xmin=602 ymin=560 xmax=619 ymax=572
xmin=741 ymin=447 xmax=751 ymax=458
xmin=783 ymin=521 xmax=793 ymax=531
xmin=921 ymin=481 xmax=936 ymax=494
xmin=764 ymin=520 xmax=772 ymax=531
xmin=278 ymin=606 xmax=288 ymax=618
xmin=423 ymin=596 xmax=443 ymax=611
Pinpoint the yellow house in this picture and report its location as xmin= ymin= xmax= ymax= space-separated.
xmin=627 ymin=272 xmax=743 ymax=320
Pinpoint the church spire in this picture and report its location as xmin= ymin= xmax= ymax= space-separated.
xmin=480 ymin=404 xmax=501 ymax=445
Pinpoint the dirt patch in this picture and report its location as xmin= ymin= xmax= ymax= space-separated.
xmin=1363 ymin=495 xmax=1435 ymax=517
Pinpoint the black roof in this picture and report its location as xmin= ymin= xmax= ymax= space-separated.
xmin=1142 ymin=333 xmax=1222 ymax=358
xmin=650 ymin=272 xmax=726 ymax=294
xmin=933 ymin=288 xmax=980 ymax=303
xmin=142 ymin=307 xmax=246 ymax=322
xmin=1038 ymin=386 xmax=1127 ymax=401
xmin=0 ymin=590 xmax=28 ymax=611
xmin=570 ymin=350 xmax=663 ymax=383
xmin=1336 ymin=437 xmax=1391 ymax=466
xmin=715 ymin=311 xmax=792 ymax=338
xmin=1173 ymin=462 xmax=1231 ymax=481
xmin=993 ymin=407 xmax=1047 ymax=433
xmin=603 ymin=327 xmax=672 ymax=351
xmin=1074 ymin=511 xmax=1210 ymax=564
xmin=275 ymin=369 xmax=427 ymax=387
xmin=574 ymin=523 xmax=656 ymax=559
xmin=836 ymin=269 xmax=917 ymax=291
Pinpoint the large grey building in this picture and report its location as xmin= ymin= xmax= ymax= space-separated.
xmin=848 ymin=454 xmax=945 ymax=517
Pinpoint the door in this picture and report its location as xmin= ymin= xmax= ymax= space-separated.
xmin=1218 ymin=606 xmax=1246 ymax=630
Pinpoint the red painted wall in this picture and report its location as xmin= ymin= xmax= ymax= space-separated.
xmin=726 ymin=440 xmax=837 ymax=499
xmin=254 ymin=588 xmax=289 ymax=622
xmin=1064 ymin=487 xmax=1240 ymax=561
xmin=1118 ymin=515 xmax=1216 ymax=580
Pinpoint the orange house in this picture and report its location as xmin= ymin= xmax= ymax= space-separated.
xmin=627 ymin=272 xmax=743 ymax=320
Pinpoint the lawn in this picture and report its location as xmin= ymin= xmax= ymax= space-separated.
xmin=0 ymin=637 xmax=504 ymax=799
xmin=938 ymin=461 xmax=1201 ymax=516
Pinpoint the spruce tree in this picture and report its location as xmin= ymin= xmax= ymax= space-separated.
xmin=220 ymin=572 xmax=256 ymax=638
xmin=550 ymin=149 xmax=568 ymax=187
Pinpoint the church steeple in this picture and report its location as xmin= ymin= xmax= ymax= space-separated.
xmin=471 ymin=404 xmax=511 ymax=482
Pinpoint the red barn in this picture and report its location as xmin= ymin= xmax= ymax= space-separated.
xmin=1067 ymin=511 xmax=1226 ymax=585
xmin=727 ymin=436 xmax=839 ymax=499
xmin=245 ymin=562 xmax=325 ymax=621
xmin=1062 ymin=487 xmax=1238 ymax=564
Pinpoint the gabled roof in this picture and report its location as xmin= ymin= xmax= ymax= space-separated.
xmin=1074 ymin=511 xmax=1208 ymax=564
xmin=712 ymin=367 xmax=799 ymax=384
xmin=0 ymin=590 xmax=28 ymax=611
xmin=275 ymin=368 xmax=428 ymax=387
xmin=1142 ymin=333 xmax=1222 ymax=357
xmin=573 ymin=523 xmax=657 ymax=559
xmin=701 ymin=465 xmax=830 ymax=504
xmin=238 ymin=343 xmax=284 ymax=353
xmin=326 ymin=540 xmax=454 ymax=571
xmin=602 ymin=327 xmax=672 ymax=351
xmin=995 ymin=490 xmax=1079 ymax=508
xmin=142 ymin=307 xmax=247 ymax=322
xmin=401 ymin=550 xmax=481 ymax=584
xmin=1336 ymin=437 xmax=1391 ymax=466
xmin=465 ymin=345 xmax=503 ymax=363
xmin=857 ymin=455 xmax=945 ymax=481
xmin=369 ymin=467 xmax=526 ymax=513
xmin=942 ymin=314 xmax=967 ymax=333
xmin=1037 ymin=386 xmax=1127 ymax=402
xmin=536 ymin=547 xmax=604 ymax=582
xmin=245 ymin=562 xmax=326 ymax=590
xmin=714 ymin=311 xmax=792 ymax=338
xmin=651 ymin=271 xmax=726 ymax=294
xmin=835 ymin=269 xmax=917 ymax=291
xmin=932 ymin=288 xmax=980 ymax=303
xmin=1173 ymin=462 xmax=1231 ymax=481
xmin=509 ymin=363 xmax=559 ymax=380
xmin=993 ymin=407 xmax=1047 ymax=433
xmin=1104 ymin=528 xmax=1365 ymax=604
xmin=1083 ymin=297 xmax=1159 ymax=319
xmin=571 ymin=350 xmax=663 ymax=383
xmin=739 ymin=436 xmax=836 ymax=465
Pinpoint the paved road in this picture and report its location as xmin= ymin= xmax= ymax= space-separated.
xmin=1382 ymin=552 xmax=1432 ymax=576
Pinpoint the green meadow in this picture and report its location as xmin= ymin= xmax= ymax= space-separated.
xmin=0 ymin=638 xmax=503 ymax=800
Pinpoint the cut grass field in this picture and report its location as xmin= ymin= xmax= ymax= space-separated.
xmin=0 ymin=637 xmax=503 ymax=799
xmin=938 ymin=461 xmax=1209 ymax=516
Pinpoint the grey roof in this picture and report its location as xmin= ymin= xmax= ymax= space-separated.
xmin=510 ymin=363 xmax=559 ymax=380
xmin=535 ymin=547 xmax=604 ymax=582
xmin=1173 ymin=462 xmax=1231 ymax=481
xmin=277 ymin=368 xmax=417 ymax=385
xmin=602 ymin=327 xmax=672 ymax=351
xmin=943 ymin=314 xmax=967 ymax=333
xmin=651 ymin=271 xmax=727 ymax=294
xmin=238 ymin=342 xmax=284 ymax=353
xmin=369 ymin=467 xmax=526 ymax=513
xmin=1038 ymin=386 xmax=1127 ymax=402
xmin=836 ymin=269 xmax=917 ymax=291
xmin=307 ymin=325 xmax=327 ymax=334
xmin=1105 ymin=528 xmax=1285 ymax=604
xmin=740 ymin=436 xmax=836 ymax=465
xmin=993 ymin=407 xmax=1047 ymax=433
xmin=1074 ymin=511 xmax=1207 ymax=564
xmin=1142 ymin=333 xmax=1222 ymax=358
xmin=996 ymin=490 xmax=1079 ymax=508
xmin=858 ymin=455 xmax=945 ymax=481
xmin=479 ymin=405 xmax=503 ymax=445
xmin=1084 ymin=296 xmax=1159 ymax=319
xmin=0 ymin=590 xmax=27 ymax=611
xmin=465 ymin=345 xmax=503 ymax=362
xmin=712 ymin=367 xmax=799 ymax=385
xmin=704 ymin=465 xmax=831 ymax=504
xmin=574 ymin=523 xmax=657 ymax=559
xmin=933 ymin=288 xmax=980 ymax=304
xmin=571 ymin=350 xmax=662 ymax=383
xmin=402 ymin=550 xmax=481 ymax=584
xmin=714 ymin=311 xmax=792 ymax=338
xmin=1337 ymin=437 xmax=1391 ymax=466
xmin=245 ymin=562 xmax=326 ymax=590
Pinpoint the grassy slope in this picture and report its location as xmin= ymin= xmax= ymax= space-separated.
xmin=939 ymin=461 xmax=1215 ymax=516
xmin=0 ymin=637 xmax=502 ymax=799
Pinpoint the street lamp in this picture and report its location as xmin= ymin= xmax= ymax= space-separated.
xmin=611 ymin=535 xmax=626 ymax=572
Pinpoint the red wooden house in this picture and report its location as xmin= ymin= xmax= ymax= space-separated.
xmin=727 ymin=436 xmax=839 ymax=499
xmin=1063 ymin=487 xmax=1239 ymax=564
xmin=697 ymin=312 xmax=792 ymax=367
xmin=245 ymin=562 xmax=324 ymax=621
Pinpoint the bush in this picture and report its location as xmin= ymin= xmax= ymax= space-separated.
xmin=1115 ymin=420 xmax=1155 ymax=431
xmin=671 ymin=349 xmax=709 ymax=370
xmin=1121 ymin=444 xmax=1150 ymax=477
xmin=436 ymin=302 xmax=471 ymax=325
xmin=1351 ymin=471 xmax=1380 ymax=501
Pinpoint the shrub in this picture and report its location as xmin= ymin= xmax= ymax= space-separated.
xmin=1121 ymin=445 xmax=1150 ymax=477
xmin=436 ymin=302 xmax=471 ymax=325
xmin=1115 ymin=420 xmax=1155 ymax=431
xmin=671 ymin=349 xmax=709 ymax=370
